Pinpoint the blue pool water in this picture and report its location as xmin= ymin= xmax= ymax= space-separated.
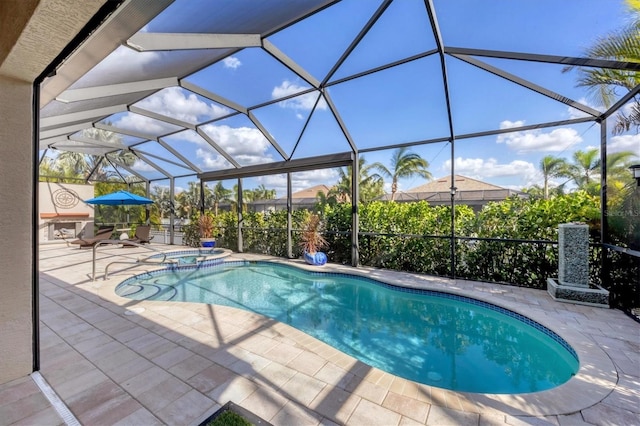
xmin=116 ymin=261 xmax=579 ymax=393
xmin=150 ymin=249 xmax=226 ymax=265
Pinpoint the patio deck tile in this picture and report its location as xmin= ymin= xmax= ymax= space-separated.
xmin=2 ymin=243 xmax=636 ymax=426
xmin=10 ymin=406 xmax=65 ymax=426
xmin=383 ymin=390 xmax=431 ymax=423
xmin=53 ymin=368 xmax=110 ymax=401
xmin=167 ymin=353 xmax=212 ymax=381
xmin=228 ymin=351 xmax=272 ymax=377
xmin=581 ymin=401 xmax=640 ymax=426
xmin=426 ymin=405 xmax=479 ymax=426
xmin=155 ymin=388 xmax=215 ymax=425
xmin=120 ymin=365 xmax=172 ymax=397
xmin=309 ymin=384 xmax=361 ymax=425
xmin=111 ymin=407 xmax=163 ymax=426
xmin=186 ymin=364 xmax=236 ymax=394
xmin=135 ymin=375 xmax=192 ymax=413
xmin=206 ymin=375 xmax=259 ymax=404
xmin=254 ymin=360 xmax=298 ymax=390
xmin=344 ymin=375 xmax=389 ymax=404
xmin=271 ymin=400 xmax=323 ymax=426
xmin=0 ymin=377 xmax=52 ymax=422
xmin=348 ymin=398 xmax=402 ymax=425
xmin=478 ymin=413 xmax=507 ymax=426
xmin=239 ymin=385 xmax=290 ymax=422
xmin=279 ymin=372 xmax=327 ymax=406
xmin=286 ymin=349 xmax=327 ymax=376
xmin=105 ymin=354 xmax=155 ymax=384
xmin=151 ymin=345 xmax=193 ymax=369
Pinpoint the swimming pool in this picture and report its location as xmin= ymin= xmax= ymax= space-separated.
xmin=147 ymin=248 xmax=230 ymax=265
xmin=116 ymin=261 xmax=579 ymax=394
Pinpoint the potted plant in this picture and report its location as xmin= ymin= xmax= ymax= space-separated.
xmin=198 ymin=212 xmax=216 ymax=248
xmin=299 ymin=213 xmax=328 ymax=265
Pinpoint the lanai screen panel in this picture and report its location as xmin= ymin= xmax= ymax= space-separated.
xmin=132 ymin=87 xmax=232 ymax=126
xmin=37 ymin=0 xmax=638 ymax=197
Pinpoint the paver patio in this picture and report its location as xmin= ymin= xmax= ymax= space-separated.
xmin=1 ymin=242 xmax=638 ymax=425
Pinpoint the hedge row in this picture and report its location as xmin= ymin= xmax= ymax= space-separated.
xmin=182 ymin=192 xmax=638 ymax=310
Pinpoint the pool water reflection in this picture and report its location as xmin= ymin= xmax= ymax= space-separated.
xmin=116 ymin=261 xmax=579 ymax=394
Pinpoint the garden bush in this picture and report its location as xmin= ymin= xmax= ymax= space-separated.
xmin=176 ymin=192 xmax=637 ymax=311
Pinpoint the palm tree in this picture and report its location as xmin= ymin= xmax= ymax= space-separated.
xmin=539 ymin=155 xmax=568 ymax=199
xmin=175 ymin=181 xmax=201 ymax=219
xmin=53 ymin=127 xmax=133 ymax=183
xmin=314 ymin=189 xmax=338 ymax=211
xmin=374 ymin=147 xmax=432 ymax=201
xmin=563 ymin=149 xmax=637 ymax=196
xmin=564 ymin=149 xmax=601 ymax=194
xmin=150 ymin=186 xmax=173 ymax=220
xmin=564 ymin=0 xmax=640 ymax=134
xmin=606 ymin=150 xmax=639 ymax=181
xmin=252 ymin=184 xmax=276 ymax=200
xmin=56 ymin=151 xmax=89 ymax=178
xmin=231 ymin=184 xmax=257 ymax=212
xmin=211 ymin=181 xmax=232 ymax=215
xmin=328 ymin=157 xmax=385 ymax=204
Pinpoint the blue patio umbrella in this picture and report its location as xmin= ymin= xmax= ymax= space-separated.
xmin=85 ymin=190 xmax=153 ymax=206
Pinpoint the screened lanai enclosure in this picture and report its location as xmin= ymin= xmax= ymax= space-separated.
xmin=38 ymin=0 xmax=639 ymax=313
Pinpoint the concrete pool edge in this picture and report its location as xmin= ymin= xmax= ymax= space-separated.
xmin=108 ymin=253 xmax=619 ymax=417
xmin=141 ymin=247 xmax=234 ymax=264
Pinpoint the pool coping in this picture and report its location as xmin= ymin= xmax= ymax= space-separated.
xmin=140 ymin=247 xmax=233 ymax=265
xmin=110 ymin=252 xmax=618 ymax=417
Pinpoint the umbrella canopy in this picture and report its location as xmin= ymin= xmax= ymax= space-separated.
xmin=85 ymin=190 xmax=153 ymax=206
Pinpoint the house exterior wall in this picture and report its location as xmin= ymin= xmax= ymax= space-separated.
xmin=0 ymin=0 xmax=108 ymax=385
xmin=0 ymin=76 xmax=35 ymax=383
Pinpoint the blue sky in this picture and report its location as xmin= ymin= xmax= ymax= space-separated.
xmin=51 ymin=0 xmax=640 ymax=197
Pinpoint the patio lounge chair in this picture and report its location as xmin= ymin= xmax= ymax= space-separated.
xmin=122 ymin=225 xmax=153 ymax=246
xmin=69 ymin=226 xmax=114 ymax=248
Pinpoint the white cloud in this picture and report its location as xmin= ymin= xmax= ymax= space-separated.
xmin=223 ymin=56 xmax=241 ymax=69
xmin=199 ymin=124 xmax=275 ymax=165
xmin=76 ymin=46 xmax=161 ymax=87
xmin=567 ymin=97 xmax=604 ymax=119
xmin=114 ymin=112 xmax=179 ymax=135
xmin=499 ymin=120 xmax=525 ymax=130
xmin=131 ymin=159 xmax=157 ymax=172
xmin=609 ymin=134 xmax=640 ymax=156
xmin=196 ymin=148 xmax=233 ymax=170
xmin=444 ymin=157 xmax=537 ymax=185
xmin=136 ymin=87 xmax=230 ymax=123
xmin=272 ymin=80 xmax=327 ymax=113
xmin=177 ymin=130 xmax=208 ymax=144
xmin=496 ymin=120 xmax=582 ymax=153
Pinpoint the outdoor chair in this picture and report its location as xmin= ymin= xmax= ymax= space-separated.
xmin=122 ymin=225 xmax=153 ymax=246
xmin=69 ymin=225 xmax=115 ymax=248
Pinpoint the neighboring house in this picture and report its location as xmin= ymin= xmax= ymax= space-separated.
xmin=378 ymin=175 xmax=527 ymax=211
xmin=249 ymin=184 xmax=331 ymax=213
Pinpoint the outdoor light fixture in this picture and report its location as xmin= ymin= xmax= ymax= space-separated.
xmin=630 ymin=164 xmax=640 ymax=187
xmin=450 ymin=186 xmax=457 ymax=196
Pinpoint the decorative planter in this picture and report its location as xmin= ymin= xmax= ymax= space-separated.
xmin=304 ymin=251 xmax=327 ymax=266
xmin=200 ymin=238 xmax=216 ymax=248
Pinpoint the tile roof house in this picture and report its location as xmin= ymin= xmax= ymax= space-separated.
xmin=378 ymin=175 xmax=528 ymax=211
xmin=249 ymin=184 xmax=332 ymax=212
